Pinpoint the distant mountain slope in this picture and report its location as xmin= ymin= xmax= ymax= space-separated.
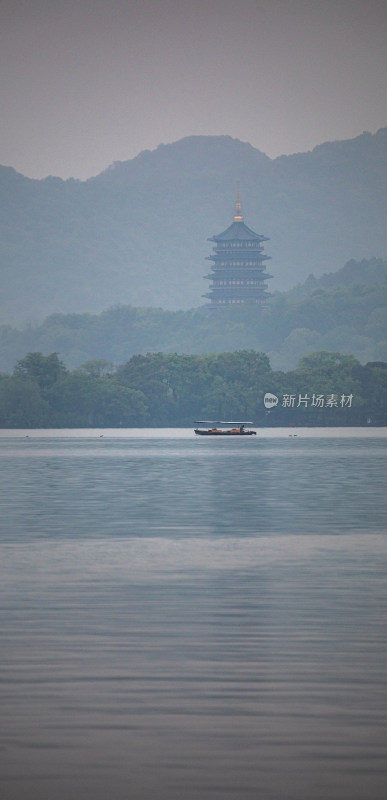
xmin=1 ymin=259 xmax=386 ymax=373
xmin=1 ymin=129 xmax=386 ymax=325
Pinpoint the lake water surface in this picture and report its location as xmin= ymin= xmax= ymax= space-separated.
xmin=1 ymin=429 xmax=387 ymax=799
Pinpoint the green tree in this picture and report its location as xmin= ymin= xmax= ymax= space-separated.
xmin=95 ymin=382 xmax=148 ymax=426
xmin=48 ymin=371 xmax=149 ymax=427
xmin=14 ymin=352 xmax=67 ymax=391
xmin=79 ymin=359 xmax=114 ymax=377
xmin=115 ymin=353 xmax=175 ymax=424
xmin=0 ymin=376 xmax=51 ymax=427
xmin=352 ymin=362 xmax=387 ymax=424
xmin=291 ymin=352 xmax=362 ymax=406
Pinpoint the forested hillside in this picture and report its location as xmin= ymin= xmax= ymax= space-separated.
xmin=1 ymin=129 xmax=386 ymax=325
xmin=0 ymin=258 xmax=386 ymax=373
xmin=1 ymin=350 xmax=386 ymax=428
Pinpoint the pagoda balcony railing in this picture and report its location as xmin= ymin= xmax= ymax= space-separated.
xmin=206 ymin=266 xmax=272 ymax=273
xmin=205 ymin=271 xmax=273 ymax=280
xmin=210 ymin=277 xmax=268 ymax=284
xmin=208 ymin=288 xmax=269 ymax=297
xmin=207 ymin=254 xmax=271 ymax=263
xmin=213 ymin=240 xmax=268 ymax=248
xmin=210 ymin=246 xmax=266 ymax=255
xmin=205 ymin=266 xmax=267 ymax=271
xmin=203 ymin=296 xmax=271 ymax=305
xmin=209 ymin=285 xmax=268 ymax=290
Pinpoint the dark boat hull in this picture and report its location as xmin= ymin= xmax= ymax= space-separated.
xmin=194 ymin=429 xmax=256 ymax=436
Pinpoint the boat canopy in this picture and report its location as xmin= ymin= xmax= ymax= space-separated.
xmin=194 ymin=421 xmax=254 ymax=426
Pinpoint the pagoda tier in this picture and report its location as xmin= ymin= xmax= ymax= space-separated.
xmin=204 ymin=195 xmax=272 ymax=306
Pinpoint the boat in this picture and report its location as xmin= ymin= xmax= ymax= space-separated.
xmin=194 ymin=421 xmax=256 ymax=436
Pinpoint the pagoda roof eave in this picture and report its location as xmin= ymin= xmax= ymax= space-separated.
xmin=208 ymin=220 xmax=269 ymax=242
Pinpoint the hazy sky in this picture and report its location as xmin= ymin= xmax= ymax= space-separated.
xmin=1 ymin=0 xmax=386 ymax=179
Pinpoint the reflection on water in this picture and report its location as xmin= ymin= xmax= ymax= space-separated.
xmin=1 ymin=431 xmax=387 ymax=800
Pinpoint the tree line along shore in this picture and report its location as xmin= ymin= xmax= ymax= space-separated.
xmin=1 ymin=350 xmax=386 ymax=428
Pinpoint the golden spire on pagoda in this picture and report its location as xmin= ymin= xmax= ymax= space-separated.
xmin=233 ymin=183 xmax=243 ymax=221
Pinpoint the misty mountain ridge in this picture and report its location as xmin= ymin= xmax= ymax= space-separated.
xmin=1 ymin=128 xmax=386 ymax=326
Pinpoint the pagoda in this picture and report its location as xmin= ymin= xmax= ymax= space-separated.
xmin=203 ymin=193 xmax=272 ymax=306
